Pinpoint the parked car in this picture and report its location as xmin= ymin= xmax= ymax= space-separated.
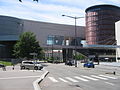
xmin=20 ymin=61 xmax=43 ymax=70
xmin=83 ymin=61 xmax=95 ymax=68
xmin=0 ymin=64 xmax=6 ymax=71
xmin=80 ymin=60 xmax=88 ymax=63
xmin=0 ymin=64 xmax=5 ymax=68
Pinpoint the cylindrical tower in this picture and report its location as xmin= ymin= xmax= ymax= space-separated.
xmin=85 ymin=5 xmax=120 ymax=45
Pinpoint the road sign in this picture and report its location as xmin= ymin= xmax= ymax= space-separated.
xmin=30 ymin=53 xmax=37 ymax=56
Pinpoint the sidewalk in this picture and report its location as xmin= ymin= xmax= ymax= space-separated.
xmin=99 ymin=62 xmax=120 ymax=67
xmin=0 ymin=65 xmax=46 ymax=90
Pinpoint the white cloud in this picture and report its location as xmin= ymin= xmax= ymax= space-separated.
xmin=43 ymin=0 xmax=105 ymax=8
xmin=108 ymin=0 xmax=120 ymax=4
xmin=0 ymin=0 xmax=85 ymax=25
xmin=0 ymin=0 xmax=119 ymax=26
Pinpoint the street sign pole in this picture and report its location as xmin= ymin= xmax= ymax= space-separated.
xmin=30 ymin=53 xmax=37 ymax=72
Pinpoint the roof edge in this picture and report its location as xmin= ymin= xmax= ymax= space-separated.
xmin=85 ymin=4 xmax=120 ymax=12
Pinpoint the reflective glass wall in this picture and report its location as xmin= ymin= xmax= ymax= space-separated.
xmin=85 ymin=5 xmax=120 ymax=45
xmin=46 ymin=35 xmax=82 ymax=46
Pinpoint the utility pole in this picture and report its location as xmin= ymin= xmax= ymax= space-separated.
xmin=62 ymin=15 xmax=84 ymax=67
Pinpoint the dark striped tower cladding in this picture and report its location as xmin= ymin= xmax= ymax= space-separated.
xmin=85 ymin=5 xmax=120 ymax=45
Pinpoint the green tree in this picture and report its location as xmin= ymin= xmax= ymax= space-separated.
xmin=13 ymin=32 xmax=42 ymax=59
xmin=75 ymin=53 xmax=86 ymax=60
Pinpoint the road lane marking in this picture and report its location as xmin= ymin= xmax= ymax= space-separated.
xmin=91 ymin=75 xmax=108 ymax=80
xmin=74 ymin=76 xmax=89 ymax=82
xmin=48 ymin=77 xmax=58 ymax=82
xmin=81 ymin=75 xmax=98 ymax=81
xmin=105 ymin=82 xmax=115 ymax=86
xmin=59 ymin=78 xmax=68 ymax=83
xmin=99 ymin=75 xmax=117 ymax=79
xmin=0 ymin=75 xmax=40 ymax=80
xmin=66 ymin=77 xmax=79 ymax=82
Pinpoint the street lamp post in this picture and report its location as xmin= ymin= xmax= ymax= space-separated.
xmin=62 ymin=15 xmax=84 ymax=67
xmin=51 ymin=36 xmax=54 ymax=62
xmin=51 ymin=42 xmax=54 ymax=61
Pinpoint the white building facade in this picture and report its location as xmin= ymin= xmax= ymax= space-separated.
xmin=115 ymin=20 xmax=120 ymax=62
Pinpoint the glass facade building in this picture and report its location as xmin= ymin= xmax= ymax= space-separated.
xmin=85 ymin=5 xmax=120 ymax=45
xmin=46 ymin=35 xmax=82 ymax=46
xmin=0 ymin=16 xmax=23 ymax=58
xmin=0 ymin=15 xmax=85 ymax=59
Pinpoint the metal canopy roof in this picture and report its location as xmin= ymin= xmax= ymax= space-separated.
xmin=0 ymin=35 xmax=19 ymax=41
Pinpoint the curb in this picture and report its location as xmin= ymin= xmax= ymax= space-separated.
xmin=102 ymin=64 xmax=120 ymax=67
xmin=33 ymin=70 xmax=49 ymax=90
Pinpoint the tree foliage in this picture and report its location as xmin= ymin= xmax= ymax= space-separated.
xmin=75 ymin=53 xmax=86 ymax=60
xmin=13 ymin=32 xmax=43 ymax=59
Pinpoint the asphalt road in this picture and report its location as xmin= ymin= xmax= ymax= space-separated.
xmin=0 ymin=65 xmax=45 ymax=90
xmin=40 ymin=63 xmax=120 ymax=90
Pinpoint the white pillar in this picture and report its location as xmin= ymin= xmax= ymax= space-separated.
xmin=115 ymin=21 xmax=120 ymax=62
xmin=116 ymin=48 xmax=120 ymax=62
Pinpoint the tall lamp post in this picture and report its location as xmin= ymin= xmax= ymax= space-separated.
xmin=51 ymin=35 xmax=54 ymax=61
xmin=62 ymin=15 xmax=84 ymax=67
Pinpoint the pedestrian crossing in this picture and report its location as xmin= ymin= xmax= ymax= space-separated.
xmin=99 ymin=75 xmax=117 ymax=79
xmin=59 ymin=77 xmax=68 ymax=83
xmin=66 ymin=77 xmax=79 ymax=82
xmin=91 ymin=75 xmax=108 ymax=80
xmin=74 ymin=76 xmax=89 ymax=82
xmin=48 ymin=77 xmax=58 ymax=82
xmin=48 ymin=75 xmax=117 ymax=83
xmin=81 ymin=75 xmax=99 ymax=81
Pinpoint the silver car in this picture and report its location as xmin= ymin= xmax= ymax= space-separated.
xmin=20 ymin=61 xmax=43 ymax=70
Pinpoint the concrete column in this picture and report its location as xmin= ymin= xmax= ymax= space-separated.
xmin=116 ymin=48 xmax=120 ymax=62
xmin=115 ymin=21 xmax=120 ymax=62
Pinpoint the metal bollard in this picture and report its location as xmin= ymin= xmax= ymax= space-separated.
xmin=113 ymin=71 xmax=116 ymax=75
xmin=12 ymin=65 xmax=15 ymax=70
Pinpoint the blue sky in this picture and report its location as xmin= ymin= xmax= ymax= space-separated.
xmin=0 ymin=0 xmax=120 ymax=26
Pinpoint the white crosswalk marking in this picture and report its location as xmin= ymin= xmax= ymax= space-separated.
xmin=74 ymin=76 xmax=89 ymax=82
xmin=59 ymin=78 xmax=68 ymax=83
xmin=48 ymin=77 xmax=58 ymax=82
xmin=66 ymin=77 xmax=79 ymax=82
xmin=99 ymin=75 xmax=117 ymax=79
xmin=81 ymin=75 xmax=99 ymax=81
xmin=105 ymin=82 xmax=115 ymax=86
xmin=91 ymin=75 xmax=108 ymax=80
xmin=48 ymin=74 xmax=118 ymax=83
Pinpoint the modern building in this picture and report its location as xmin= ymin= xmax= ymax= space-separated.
xmin=0 ymin=15 xmax=85 ymax=61
xmin=0 ymin=4 xmax=120 ymax=62
xmin=85 ymin=5 xmax=120 ymax=61
xmin=85 ymin=4 xmax=120 ymax=45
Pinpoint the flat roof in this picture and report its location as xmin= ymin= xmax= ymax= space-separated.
xmin=85 ymin=4 xmax=120 ymax=12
